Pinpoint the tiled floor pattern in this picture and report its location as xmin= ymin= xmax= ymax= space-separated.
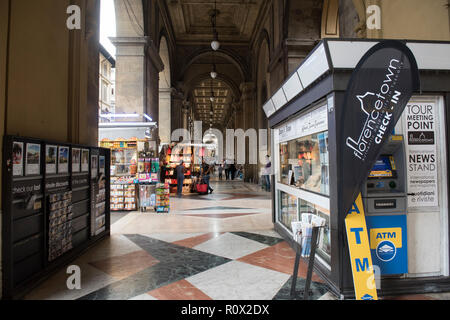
xmin=24 ymin=230 xmax=331 ymax=300
xmin=22 ymin=181 xmax=450 ymax=300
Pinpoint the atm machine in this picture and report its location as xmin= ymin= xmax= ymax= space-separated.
xmin=362 ymin=135 xmax=408 ymax=275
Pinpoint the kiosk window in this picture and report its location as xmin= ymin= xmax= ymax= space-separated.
xmin=279 ymin=131 xmax=329 ymax=195
xmin=278 ymin=191 xmax=298 ymax=231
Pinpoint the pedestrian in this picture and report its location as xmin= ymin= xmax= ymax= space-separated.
xmin=230 ymin=162 xmax=236 ymax=180
xmin=176 ymin=160 xmax=185 ymax=197
xmin=159 ymin=160 xmax=168 ymax=184
xmin=201 ymin=159 xmax=214 ymax=194
xmin=218 ymin=164 xmax=223 ymax=180
xmin=263 ymin=155 xmax=272 ymax=191
xmin=224 ymin=159 xmax=230 ymax=180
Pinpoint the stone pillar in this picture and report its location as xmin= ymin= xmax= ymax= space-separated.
xmin=171 ymin=88 xmax=184 ymax=140
xmin=110 ymin=36 xmax=147 ymax=115
xmin=240 ymin=82 xmax=257 ymax=183
xmin=159 ymin=87 xmax=172 ymax=144
xmin=182 ymin=103 xmax=190 ymax=130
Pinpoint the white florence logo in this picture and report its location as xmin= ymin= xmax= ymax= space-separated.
xmin=345 ymin=58 xmax=403 ymax=161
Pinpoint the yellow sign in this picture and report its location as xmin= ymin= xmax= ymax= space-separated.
xmin=369 ymin=227 xmax=402 ymax=250
xmin=345 ymin=193 xmax=378 ymax=300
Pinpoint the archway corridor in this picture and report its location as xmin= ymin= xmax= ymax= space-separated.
xmin=18 ymin=0 xmax=336 ymax=301
xmin=3 ymin=0 xmax=449 ymax=303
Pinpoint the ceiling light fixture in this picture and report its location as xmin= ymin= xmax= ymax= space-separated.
xmin=210 ymin=0 xmax=220 ymax=51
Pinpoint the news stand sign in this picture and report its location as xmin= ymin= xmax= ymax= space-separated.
xmin=404 ymin=102 xmax=438 ymax=207
xmin=340 ymin=41 xmax=419 ymax=300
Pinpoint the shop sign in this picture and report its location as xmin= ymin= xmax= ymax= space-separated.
xmin=403 ymin=102 xmax=438 ymax=207
xmin=297 ymin=104 xmax=328 ymax=137
xmin=278 ymin=104 xmax=328 ymax=143
xmin=366 ymin=215 xmax=408 ymax=275
xmin=339 ymin=40 xmax=419 ymax=300
xmin=345 ymin=193 xmax=378 ymax=300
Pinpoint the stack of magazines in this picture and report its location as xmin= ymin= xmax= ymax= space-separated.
xmin=291 ymin=213 xmax=326 ymax=257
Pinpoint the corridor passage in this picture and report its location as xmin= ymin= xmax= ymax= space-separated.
xmin=23 ymin=181 xmax=331 ymax=300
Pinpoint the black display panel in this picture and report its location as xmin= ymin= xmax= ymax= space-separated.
xmin=2 ymin=135 xmax=111 ymax=299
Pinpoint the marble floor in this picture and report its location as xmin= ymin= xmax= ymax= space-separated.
xmin=23 ymin=180 xmax=450 ymax=300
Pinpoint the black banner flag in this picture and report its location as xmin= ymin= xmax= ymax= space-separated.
xmin=340 ymin=40 xmax=420 ymax=218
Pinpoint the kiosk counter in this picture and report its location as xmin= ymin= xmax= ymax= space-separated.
xmin=264 ymin=39 xmax=450 ymax=298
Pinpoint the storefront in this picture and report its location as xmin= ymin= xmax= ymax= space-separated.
xmin=161 ymin=143 xmax=216 ymax=195
xmin=264 ymin=39 xmax=450 ymax=298
xmin=99 ymin=120 xmax=158 ymax=211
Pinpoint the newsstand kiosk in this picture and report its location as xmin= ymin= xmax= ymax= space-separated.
xmin=265 ymin=39 xmax=450 ymax=298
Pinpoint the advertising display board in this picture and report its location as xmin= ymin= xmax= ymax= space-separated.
xmin=366 ymin=215 xmax=408 ymax=275
xmin=403 ymin=102 xmax=439 ymax=207
xmin=2 ymin=135 xmax=111 ymax=299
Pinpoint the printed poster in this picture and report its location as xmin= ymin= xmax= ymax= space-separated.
xmin=12 ymin=141 xmax=24 ymax=176
xmin=58 ymin=146 xmax=69 ymax=174
xmin=91 ymin=155 xmax=98 ymax=178
xmin=403 ymin=102 xmax=438 ymax=207
xmin=72 ymin=148 xmax=81 ymax=173
xmin=81 ymin=149 xmax=89 ymax=172
xmin=26 ymin=143 xmax=41 ymax=176
xmin=99 ymin=156 xmax=105 ymax=174
xmin=45 ymin=145 xmax=57 ymax=174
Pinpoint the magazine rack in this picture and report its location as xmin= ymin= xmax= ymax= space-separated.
xmin=2 ymin=135 xmax=111 ymax=299
xmin=290 ymin=225 xmax=323 ymax=300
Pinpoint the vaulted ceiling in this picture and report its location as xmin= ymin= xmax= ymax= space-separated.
xmin=192 ymin=79 xmax=233 ymax=127
xmin=165 ymin=0 xmax=266 ymax=45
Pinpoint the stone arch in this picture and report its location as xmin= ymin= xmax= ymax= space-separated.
xmin=179 ymin=49 xmax=249 ymax=82
xmin=185 ymin=73 xmax=241 ymax=103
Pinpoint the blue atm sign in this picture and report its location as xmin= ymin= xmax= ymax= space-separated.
xmin=366 ymin=215 xmax=408 ymax=275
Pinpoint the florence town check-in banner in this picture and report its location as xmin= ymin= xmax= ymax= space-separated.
xmin=338 ymin=40 xmax=420 ymax=300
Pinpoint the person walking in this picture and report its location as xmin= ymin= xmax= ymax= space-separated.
xmin=218 ymin=164 xmax=223 ymax=180
xmin=230 ymin=162 xmax=236 ymax=180
xmin=176 ymin=160 xmax=185 ymax=198
xmin=224 ymin=159 xmax=230 ymax=180
xmin=201 ymin=160 xmax=214 ymax=194
xmin=263 ymin=155 xmax=272 ymax=191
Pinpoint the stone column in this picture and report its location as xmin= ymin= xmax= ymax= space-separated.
xmin=171 ymin=88 xmax=184 ymax=140
xmin=159 ymin=87 xmax=172 ymax=144
xmin=182 ymin=102 xmax=190 ymax=131
xmin=239 ymin=82 xmax=257 ymax=183
xmin=110 ymin=37 xmax=148 ymax=115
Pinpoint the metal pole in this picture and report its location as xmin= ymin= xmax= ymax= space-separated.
xmin=303 ymin=226 xmax=320 ymax=300
xmin=290 ymin=243 xmax=301 ymax=298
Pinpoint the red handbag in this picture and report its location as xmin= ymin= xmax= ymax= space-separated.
xmin=196 ymin=183 xmax=208 ymax=194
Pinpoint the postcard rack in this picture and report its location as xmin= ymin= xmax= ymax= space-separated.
xmin=1 ymin=135 xmax=111 ymax=299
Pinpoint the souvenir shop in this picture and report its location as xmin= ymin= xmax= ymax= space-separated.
xmin=159 ymin=142 xmax=216 ymax=195
xmin=264 ymin=39 xmax=450 ymax=298
xmin=98 ymin=122 xmax=164 ymax=212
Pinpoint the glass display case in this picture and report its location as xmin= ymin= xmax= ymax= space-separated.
xmin=111 ymin=148 xmax=137 ymax=175
xmin=278 ymin=191 xmax=299 ymax=231
xmin=279 ymin=131 xmax=329 ymax=196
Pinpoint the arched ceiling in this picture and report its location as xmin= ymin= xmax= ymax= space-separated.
xmin=191 ymin=79 xmax=233 ymax=128
xmin=165 ymin=0 xmax=266 ymax=45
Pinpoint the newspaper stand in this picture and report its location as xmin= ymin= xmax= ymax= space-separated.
xmin=290 ymin=226 xmax=322 ymax=300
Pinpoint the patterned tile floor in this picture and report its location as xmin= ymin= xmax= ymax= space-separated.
xmin=22 ymin=180 xmax=450 ymax=300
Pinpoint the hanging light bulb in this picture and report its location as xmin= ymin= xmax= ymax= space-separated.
xmin=211 ymin=39 xmax=220 ymax=51
xmin=210 ymin=69 xmax=218 ymax=79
